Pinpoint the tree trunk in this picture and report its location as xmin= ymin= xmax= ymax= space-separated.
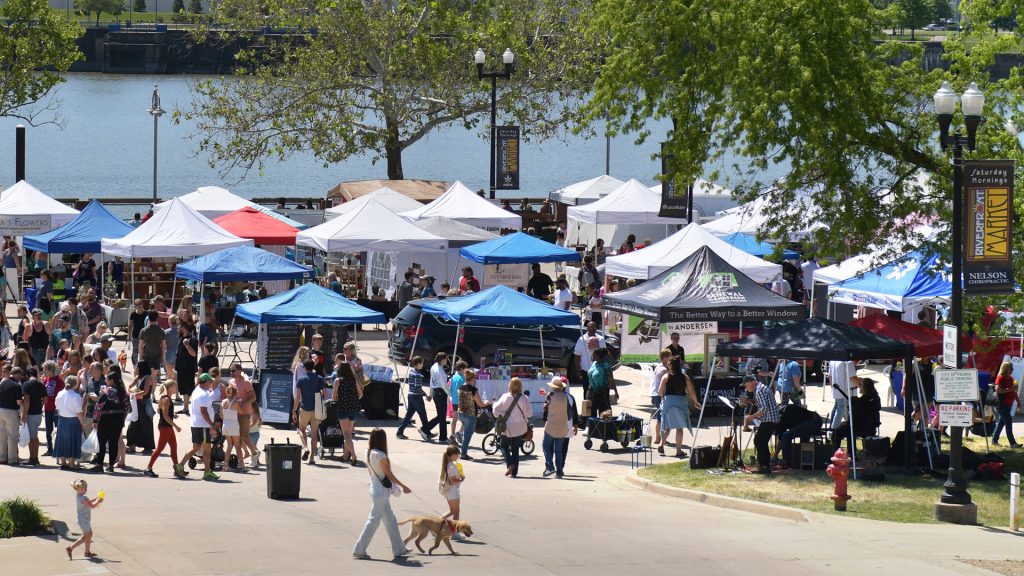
xmin=384 ymin=115 xmax=403 ymax=180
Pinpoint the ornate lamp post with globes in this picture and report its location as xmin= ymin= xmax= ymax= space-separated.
xmin=475 ymin=47 xmax=514 ymax=200
xmin=933 ymin=80 xmax=984 ymax=524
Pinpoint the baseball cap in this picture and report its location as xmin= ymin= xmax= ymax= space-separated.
xmin=99 ymin=334 xmax=115 ymax=343
xmin=198 ymin=373 xmax=213 ymax=383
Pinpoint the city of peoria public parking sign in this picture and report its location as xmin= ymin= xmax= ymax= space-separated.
xmin=964 ymin=160 xmax=1015 ymax=294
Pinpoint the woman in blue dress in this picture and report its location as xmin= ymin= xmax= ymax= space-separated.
xmin=658 ymin=357 xmax=698 ymax=458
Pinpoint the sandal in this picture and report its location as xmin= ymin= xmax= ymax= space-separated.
xmin=66 ymin=546 xmax=72 ymax=560
xmin=85 ymin=552 xmax=97 ymax=558
xmin=657 ymin=446 xmax=665 ymax=455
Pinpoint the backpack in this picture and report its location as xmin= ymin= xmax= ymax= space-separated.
xmin=494 ymin=394 xmax=522 ymax=435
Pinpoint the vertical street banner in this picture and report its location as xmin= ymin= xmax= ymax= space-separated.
xmin=963 ymin=160 xmax=1014 ymax=294
xmin=496 ymin=126 xmax=520 ymax=190
xmin=658 ymin=141 xmax=687 ymax=218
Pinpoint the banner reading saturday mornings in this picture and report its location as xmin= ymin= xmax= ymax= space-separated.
xmin=963 ymin=160 xmax=1014 ymax=295
xmin=619 ymin=317 xmax=716 ymax=363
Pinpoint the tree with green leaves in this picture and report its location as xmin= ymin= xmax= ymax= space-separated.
xmin=0 ymin=0 xmax=82 ymax=125
xmin=585 ymin=0 xmax=1024 ymax=323
xmin=171 ymin=0 xmax=184 ymax=13
xmin=895 ymin=0 xmax=934 ymax=38
xmin=180 ymin=0 xmax=596 ymax=180
xmin=133 ymin=0 xmax=146 ymax=13
xmin=188 ymin=0 xmax=202 ymax=13
xmin=75 ymin=0 xmax=124 ymax=25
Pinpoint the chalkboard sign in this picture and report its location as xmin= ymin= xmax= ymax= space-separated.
xmin=265 ymin=324 xmax=301 ymax=370
xmin=260 ymin=370 xmax=294 ymax=424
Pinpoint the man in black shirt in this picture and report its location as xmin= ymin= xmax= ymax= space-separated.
xmin=526 ymin=264 xmax=554 ymax=300
xmin=771 ymin=403 xmax=823 ymax=462
xmin=0 ymin=367 xmax=26 ymax=465
xmin=21 ymin=369 xmax=45 ymax=465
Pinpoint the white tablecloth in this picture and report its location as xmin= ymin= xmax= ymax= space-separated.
xmin=476 ymin=377 xmax=553 ymax=417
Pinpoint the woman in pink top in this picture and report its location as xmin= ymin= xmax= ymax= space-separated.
xmin=491 ymin=377 xmax=533 ymax=478
xmin=229 ymin=363 xmax=261 ymax=467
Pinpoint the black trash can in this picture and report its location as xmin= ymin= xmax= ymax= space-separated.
xmin=264 ymin=439 xmax=302 ymax=500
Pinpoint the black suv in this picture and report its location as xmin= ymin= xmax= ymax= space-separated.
xmin=388 ymin=299 xmax=619 ymax=375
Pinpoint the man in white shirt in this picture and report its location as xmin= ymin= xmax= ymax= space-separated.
xmin=421 ymin=352 xmax=450 ymax=443
xmin=828 ymin=360 xmax=858 ymax=431
xmin=573 ymin=322 xmax=605 ymax=383
xmin=553 ymin=278 xmax=573 ymax=311
xmin=181 ymin=374 xmax=218 ymax=481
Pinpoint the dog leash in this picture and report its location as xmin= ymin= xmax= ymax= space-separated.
xmin=408 ymin=486 xmax=448 ymax=518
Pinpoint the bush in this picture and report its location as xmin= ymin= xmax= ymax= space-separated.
xmin=0 ymin=498 xmax=49 ymax=539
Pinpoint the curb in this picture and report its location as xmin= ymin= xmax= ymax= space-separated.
xmin=623 ymin=469 xmax=810 ymax=523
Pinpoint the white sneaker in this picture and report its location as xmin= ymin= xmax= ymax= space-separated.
xmin=250 ymin=454 xmax=260 ymax=468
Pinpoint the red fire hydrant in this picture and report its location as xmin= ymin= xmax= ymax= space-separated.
xmin=826 ymin=448 xmax=852 ymax=512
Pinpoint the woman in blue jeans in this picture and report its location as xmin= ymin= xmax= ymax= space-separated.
xmin=455 ymin=370 xmax=490 ymax=459
xmin=992 ymin=362 xmax=1020 ymax=447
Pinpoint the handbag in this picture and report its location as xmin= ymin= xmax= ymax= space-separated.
xmin=985 ymin=388 xmax=1000 ymax=407
xmin=514 ymin=396 xmax=533 ymax=441
xmin=313 ymin=391 xmax=325 ymax=421
xmin=369 ymin=453 xmax=393 ymax=489
xmin=127 ymin=395 xmax=140 ymax=424
xmin=494 ymin=393 xmax=522 ymax=436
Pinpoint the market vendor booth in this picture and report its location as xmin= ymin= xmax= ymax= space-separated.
xmin=458 ymin=231 xmax=581 ymax=292
xmin=234 ymin=283 xmax=388 ymax=423
xmin=415 ymin=285 xmax=580 ymax=414
xmin=604 ymin=245 xmax=804 ymax=419
xmin=714 ymin=318 xmax=917 ymax=475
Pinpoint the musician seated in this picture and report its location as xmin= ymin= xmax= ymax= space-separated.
xmin=771 ymin=403 xmax=824 ymax=462
xmin=832 ymin=377 xmax=882 ymax=450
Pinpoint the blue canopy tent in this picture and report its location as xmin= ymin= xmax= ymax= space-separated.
xmin=414 ymin=284 xmax=579 ymax=370
xmin=24 ymin=199 xmax=135 ymax=253
xmin=459 ymin=231 xmax=582 ymax=264
xmin=176 ymin=245 xmax=314 ymax=283
xmin=827 ymin=251 xmax=950 ymax=312
xmin=720 ymin=232 xmax=799 ymax=260
xmin=235 ymin=282 xmax=385 ymax=325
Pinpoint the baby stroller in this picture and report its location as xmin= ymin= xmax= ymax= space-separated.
xmin=188 ymin=426 xmax=232 ymax=470
xmin=318 ymin=400 xmax=345 ymax=460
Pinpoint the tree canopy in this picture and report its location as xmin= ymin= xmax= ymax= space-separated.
xmin=0 ymin=0 xmax=82 ymax=125
xmin=586 ymin=0 xmax=1024 ymax=325
xmin=180 ymin=0 xmax=597 ymax=180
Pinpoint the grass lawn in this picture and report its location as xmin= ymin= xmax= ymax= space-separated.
xmin=639 ymin=435 xmax=1022 ymax=526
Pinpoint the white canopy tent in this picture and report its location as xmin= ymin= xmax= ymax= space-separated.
xmin=367 ymin=217 xmax=499 ymax=298
xmin=402 ymin=181 xmax=521 ymax=231
xmin=101 ymin=197 xmax=253 ymax=258
xmin=604 ymin=222 xmax=782 ymax=283
xmin=153 ymin=185 xmax=306 ymax=230
xmin=154 ymin=186 xmax=254 ymax=219
xmin=324 ymin=187 xmax=423 ymax=220
xmin=702 ymin=189 xmax=822 ymax=239
xmin=0 ymin=180 xmax=80 ymax=235
xmin=565 ymin=178 xmax=683 ymax=249
xmin=297 ymin=198 xmax=448 ymax=253
xmin=549 ymin=174 xmax=626 ymax=205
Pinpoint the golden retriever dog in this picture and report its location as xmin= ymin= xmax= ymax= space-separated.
xmin=398 ymin=516 xmax=473 ymax=555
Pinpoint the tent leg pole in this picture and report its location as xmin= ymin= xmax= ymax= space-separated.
xmin=451 ymin=323 xmax=461 ymax=377
xmin=539 ymin=326 xmax=546 ymax=371
xmin=691 ymin=355 xmax=717 ymax=453
xmin=131 ymin=258 xmax=135 ymax=301
xmin=903 ymin=355 xmax=914 ymax=469
xmin=915 ymin=359 xmax=935 ymax=470
xmin=848 ymin=368 xmax=856 ymax=480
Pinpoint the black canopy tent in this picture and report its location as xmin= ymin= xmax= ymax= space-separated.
xmin=714 ymin=318 xmax=918 ymax=473
xmin=602 ymin=245 xmax=806 ymax=323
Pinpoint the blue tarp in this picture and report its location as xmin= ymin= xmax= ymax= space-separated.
xmin=235 ymin=282 xmax=385 ymax=324
xmin=175 ymin=246 xmax=314 ymax=283
xmin=721 ymin=232 xmax=799 ymax=260
xmin=23 ymin=199 xmax=135 ymax=253
xmin=459 ymin=232 xmax=581 ymax=265
xmin=829 ymin=251 xmax=950 ymax=312
xmin=421 ymin=284 xmax=579 ymax=325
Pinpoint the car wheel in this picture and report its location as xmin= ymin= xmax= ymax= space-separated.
xmin=440 ymin=347 xmax=472 ymax=370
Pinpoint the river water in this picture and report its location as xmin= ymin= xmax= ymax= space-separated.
xmin=0 ymin=73 xmax=699 ymax=203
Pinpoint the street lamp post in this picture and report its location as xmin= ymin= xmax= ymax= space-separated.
xmin=147 ymin=83 xmax=165 ymax=204
xmin=475 ymin=48 xmax=514 ymax=200
xmin=933 ymin=80 xmax=984 ymax=518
